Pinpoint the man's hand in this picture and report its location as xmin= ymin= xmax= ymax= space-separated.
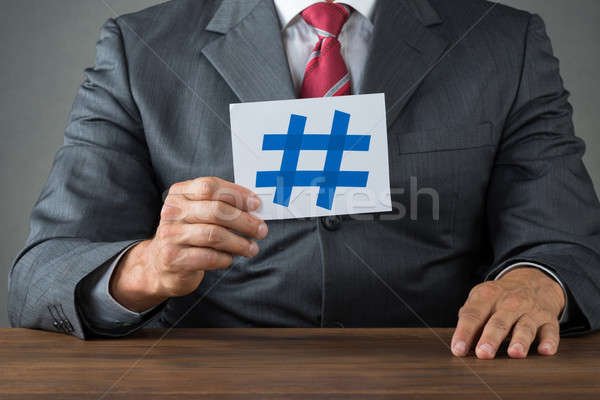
xmin=451 ymin=268 xmax=565 ymax=359
xmin=110 ymin=177 xmax=268 ymax=312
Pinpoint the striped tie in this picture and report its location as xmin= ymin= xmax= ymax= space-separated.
xmin=300 ymin=2 xmax=352 ymax=98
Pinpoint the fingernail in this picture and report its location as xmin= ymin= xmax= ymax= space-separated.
xmin=248 ymin=242 xmax=259 ymax=257
xmin=509 ymin=343 xmax=524 ymax=356
xmin=257 ymin=223 xmax=268 ymax=238
xmin=477 ymin=343 xmax=495 ymax=358
xmin=540 ymin=342 xmax=553 ymax=354
xmin=453 ymin=341 xmax=466 ymax=356
xmin=248 ymin=196 xmax=261 ymax=211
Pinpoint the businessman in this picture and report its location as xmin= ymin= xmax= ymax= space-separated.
xmin=9 ymin=0 xmax=600 ymax=360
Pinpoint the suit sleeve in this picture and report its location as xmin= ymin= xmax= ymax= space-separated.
xmin=485 ymin=14 xmax=600 ymax=335
xmin=77 ymin=242 xmax=160 ymax=336
xmin=8 ymin=19 xmax=163 ymax=339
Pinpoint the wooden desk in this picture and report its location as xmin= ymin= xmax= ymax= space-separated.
xmin=0 ymin=328 xmax=599 ymax=399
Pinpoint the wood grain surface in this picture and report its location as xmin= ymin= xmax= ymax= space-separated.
xmin=0 ymin=328 xmax=599 ymax=399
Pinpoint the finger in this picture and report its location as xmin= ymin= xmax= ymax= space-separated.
xmin=182 ymin=200 xmax=268 ymax=239
xmin=537 ymin=322 xmax=560 ymax=356
xmin=163 ymin=245 xmax=234 ymax=272
xmin=168 ymin=177 xmax=261 ymax=211
xmin=507 ymin=314 xmax=540 ymax=359
xmin=452 ymin=300 xmax=493 ymax=357
xmin=476 ymin=311 xmax=520 ymax=359
xmin=174 ymin=223 xmax=259 ymax=258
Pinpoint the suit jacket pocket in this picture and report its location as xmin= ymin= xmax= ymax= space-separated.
xmin=385 ymin=122 xmax=496 ymax=250
xmin=395 ymin=122 xmax=494 ymax=155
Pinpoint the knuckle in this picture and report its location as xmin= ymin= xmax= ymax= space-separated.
xmin=458 ymin=306 xmax=482 ymax=323
xmin=488 ymin=317 xmax=511 ymax=333
xmin=537 ymin=310 xmax=556 ymax=324
xmin=163 ymin=192 xmax=183 ymax=208
xmin=518 ymin=313 xmax=538 ymax=326
xmin=159 ymin=244 xmax=180 ymax=267
xmin=157 ymin=224 xmax=178 ymax=242
xmin=203 ymin=225 xmax=221 ymax=245
xmin=230 ymin=212 xmax=254 ymax=233
xmin=516 ymin=321 xmax=537 ymax=340
xmin=219 ymin=202 xmax=241 ymax=222
xmin=223 ymin=188 xmax=245 ymax=209
xmin=200 ymin=249 xmax=218 ymax=266
xmin=226 ymin=208 xmax=244 ymax=224
xmin=196 ymin=177 xmax=217 ymax=198
xmin=206 ymin=201 xmax=223 ymax=222
xmin=168 ymin=181 xmax=184 ymax=195
xmin=515 ymin=314 xmax=539 ymax=337
xmin=472 ymin=282 xmax=501 ymax=300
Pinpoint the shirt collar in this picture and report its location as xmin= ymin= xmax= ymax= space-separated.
xmin=273 ymin=0 xmax=377 ymax=30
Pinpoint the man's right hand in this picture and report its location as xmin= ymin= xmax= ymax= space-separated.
xmin=109 ymin=177 xmax=268 ymax=313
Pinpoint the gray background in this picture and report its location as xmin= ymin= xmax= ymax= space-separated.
xmin=1 ymin=0 xmax=598 ymax=328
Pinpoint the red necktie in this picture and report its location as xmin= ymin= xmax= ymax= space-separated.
xmin=300 ymin=2 xmax=352 ymax=98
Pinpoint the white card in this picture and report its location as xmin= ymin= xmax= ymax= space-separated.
xmin=230 ymin=93 xmax=392 ymax=220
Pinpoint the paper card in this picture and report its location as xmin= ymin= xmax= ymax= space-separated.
xmin=230 ymin=93 xmax=392 ymax=220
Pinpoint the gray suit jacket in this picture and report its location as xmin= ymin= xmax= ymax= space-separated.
xmin=9 ymin=0 xmax=600 ymax=339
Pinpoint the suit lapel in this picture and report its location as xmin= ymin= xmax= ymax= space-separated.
xmin=360 ymin=0 xmax=449 ymax=128
xmin=201 ymin=0 xmax=296 ymax=103
xmin=202 ymin=0 xmax=448 ymax=120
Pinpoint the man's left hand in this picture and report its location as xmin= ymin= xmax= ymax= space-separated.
xmin=451 ymin=268 xmax=565 ymax=359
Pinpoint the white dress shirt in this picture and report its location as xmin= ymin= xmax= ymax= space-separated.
xmin=79 ymin=0 xmax=568 ymax=333
xmin=274 ymin=0 xmax=376 ymax=95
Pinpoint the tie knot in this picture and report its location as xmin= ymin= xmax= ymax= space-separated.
xmin=301 ymin=2 xmax=352 ymax=38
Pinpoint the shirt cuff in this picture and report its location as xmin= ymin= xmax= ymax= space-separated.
xmin=78 ymin=242 xmax=156 ymax=332
xmin=494 ymin=262 xmax=569 ymax=324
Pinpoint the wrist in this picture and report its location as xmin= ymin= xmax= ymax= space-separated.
xmin=109 ymin=240 xmax=167 ymax=312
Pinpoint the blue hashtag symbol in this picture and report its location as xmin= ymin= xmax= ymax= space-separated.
xmin=256 ymin=110 xmax=370 ymax=210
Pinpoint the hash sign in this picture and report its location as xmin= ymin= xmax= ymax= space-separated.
xmin=256 ymin=111 xmax=371 ymax=210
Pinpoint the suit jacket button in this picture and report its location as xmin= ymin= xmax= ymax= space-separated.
xmin=321 ymin=216 xmax=342 ymax=231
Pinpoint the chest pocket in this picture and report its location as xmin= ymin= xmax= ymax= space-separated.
xmin=384 ymin=122 xmax=496 ymax=249
xmin=395 ymin=122 xmax=494 ymax=154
